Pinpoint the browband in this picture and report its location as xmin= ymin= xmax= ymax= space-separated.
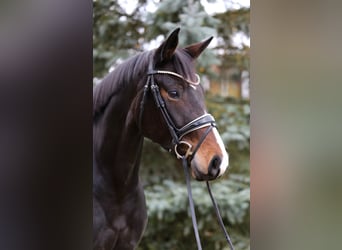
xmin=148 ymin=70 xmax=200 ymax=86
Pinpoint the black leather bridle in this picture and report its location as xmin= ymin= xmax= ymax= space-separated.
xmin=138 ymin=62 xmax=234 ymax=250
xmin=139 ymin=62 xmax=217 ymax=160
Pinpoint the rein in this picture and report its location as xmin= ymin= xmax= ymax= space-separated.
xmin=139 ymin=63 xmax=234 ymax=250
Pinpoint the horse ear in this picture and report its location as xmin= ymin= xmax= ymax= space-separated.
xmin=154 ymin=28 xmax=180 ymax=65
xmin=184 ymin=36 xmax=213 ymax=59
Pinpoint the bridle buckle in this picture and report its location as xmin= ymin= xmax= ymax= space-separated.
xmin=174 ymin=141 xmax=193 ymax=159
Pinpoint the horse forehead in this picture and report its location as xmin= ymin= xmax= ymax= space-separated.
xmin=189 ymin=85 xmax=205 ymax=104
xmin=182 ymin=91 xmax=207 ymax=117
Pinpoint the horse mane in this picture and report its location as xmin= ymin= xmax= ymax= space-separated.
xmin=93 ymin=48 xmax=195 ymax=121
xmin=93 ymin=51 xmax=151 ymax=121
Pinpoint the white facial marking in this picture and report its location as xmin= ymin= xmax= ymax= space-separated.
xmin=189 ymin=84 xmax=197 ymax=90
xmin=212 ymin=128 xmax=229 ymax=176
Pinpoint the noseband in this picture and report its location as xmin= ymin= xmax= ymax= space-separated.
xmin=138 ymin=62 xmax=234 ymax=250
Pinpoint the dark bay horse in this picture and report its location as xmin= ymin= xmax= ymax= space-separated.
xmin=93 ymin=28 xmax=229 ymax=249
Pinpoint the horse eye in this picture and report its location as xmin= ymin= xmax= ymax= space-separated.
xmin=167 ymin=90 xmax=180 ymax=99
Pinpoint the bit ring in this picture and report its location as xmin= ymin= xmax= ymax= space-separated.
xmin=174 ymin=141 xmax=193 ymax=159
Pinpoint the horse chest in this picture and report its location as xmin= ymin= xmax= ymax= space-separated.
xmin=94 ymin=183 xmax=148 ymax=250
xmin=108 ymin=189 xmax=146 ymax=228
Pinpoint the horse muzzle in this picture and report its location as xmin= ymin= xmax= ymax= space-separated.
xmin=186 ymin=127 xmax=229 ymax=181
xmin=191 ymin=152 xmax=228 ymax=181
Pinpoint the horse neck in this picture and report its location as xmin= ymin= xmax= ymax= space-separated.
xmin=93 ymin=73 xmax=145 ymax=192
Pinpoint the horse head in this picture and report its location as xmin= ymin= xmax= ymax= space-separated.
xmin=137 ymin=28 xmax=229 ymax=181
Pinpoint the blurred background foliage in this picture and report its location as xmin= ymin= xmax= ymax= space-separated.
xmin=93 ymin=0 xmax=250 ymax=249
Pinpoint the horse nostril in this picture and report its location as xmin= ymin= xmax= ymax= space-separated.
xmin=208 ymin=155 xmax=221 ymax=177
